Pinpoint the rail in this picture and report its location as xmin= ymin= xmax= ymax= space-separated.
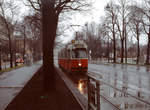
xmin=87 ymin=72 xmax=150 ymax=110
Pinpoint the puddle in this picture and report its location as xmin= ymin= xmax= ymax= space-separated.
xmin=77 ymin=79 xmax=87 ymax=95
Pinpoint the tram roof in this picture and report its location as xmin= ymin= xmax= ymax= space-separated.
xmin=67 ymin=40 xmax=87 ymax=50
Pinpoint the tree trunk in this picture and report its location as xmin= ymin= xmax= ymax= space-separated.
xmin=121 ymin=17 xmax=125 ymax=64
xmin=121 ymin=39 xmax=124 ymax=63
xmin=42 ymin=0 xmax=58 ymax=92
xmin=14 ymin=39 xmax=17 ymax=66
xmin=8 ymin=34 xmax=13 ymax=68
xmin=146 ymin=27 xmax=150 ymax=65
xmin=136 ymin=30 xmax=140 ymax=64
xmin=23 ymin=34 xmax=26 ymax=62
xmin=125 ymin=28 xmax=127 ymax=64
xmin=107 ymin=38 xmax=110 ymax=63
xmin=112 ymin=24 xmax=116 ymax=63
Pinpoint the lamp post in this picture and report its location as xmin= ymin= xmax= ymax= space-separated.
xmin=70 ymin=24 xmax=87 ymax=40
xmin=70 ymin=25 xmax=80 ymax=40
xmin=0 ymin=42 xmax=2 ymax=70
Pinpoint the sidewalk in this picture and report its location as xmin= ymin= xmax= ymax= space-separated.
xmin=5 ymin=66 xmax=82 ymax=110
xmin=0 ymin=61 xmax=42 ymax=110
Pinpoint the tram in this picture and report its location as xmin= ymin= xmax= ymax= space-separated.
xmin=58 ymin=40 xmax=88 ymax=74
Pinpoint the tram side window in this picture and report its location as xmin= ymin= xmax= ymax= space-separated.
xmin=72 ymin=51 xmax=75 ymax=58
xmin=62 ymin=52 xmax=65 ymax=58
xmin=72 ymin=49 xmax=87 ymax=58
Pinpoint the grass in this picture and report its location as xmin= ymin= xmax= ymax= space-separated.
xmin=0 ymin=64 xmax=24 ymax=75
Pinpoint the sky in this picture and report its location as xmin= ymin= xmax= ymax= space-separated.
xmin=18 ymin=0 xmax=109 ymax=22
xmin=16 ymin=0 xmax=147 ymax=45
xmin=16 ymin=0 xmax=30 ymax=19
xmin=15 ymin=0 xmax=110 ymax=44
xmin=70 ymin=0 xmax=110 ymax=25
xmin=59 ymin=0 xmax=147 ymax=45
xmin=58 ymin=0 xmax=110 ymax=43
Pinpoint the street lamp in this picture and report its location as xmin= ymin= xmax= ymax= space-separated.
xmin=106 ymin=4 xmax=110 ymax=10
xmin=70 ymin=24 xmax=87 ymax=40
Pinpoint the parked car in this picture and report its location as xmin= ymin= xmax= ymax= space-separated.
xmin=16 ymin=58 xmax=24 ymax=65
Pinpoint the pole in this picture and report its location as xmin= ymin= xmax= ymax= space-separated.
xmin=96 ymin=82 xmax=100 ymax=110
xmin=87 ymin=77 xmax=91 ymax=110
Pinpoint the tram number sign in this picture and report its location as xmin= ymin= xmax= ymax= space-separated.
xmin=89 ymin=83 xmax=96 ymax=106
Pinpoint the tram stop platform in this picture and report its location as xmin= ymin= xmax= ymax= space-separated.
xmin=5 ymin=67 xmax=83 ymax=110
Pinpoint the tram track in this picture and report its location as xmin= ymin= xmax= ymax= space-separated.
xmin=87 ymin=70 xmax=150 ymax=109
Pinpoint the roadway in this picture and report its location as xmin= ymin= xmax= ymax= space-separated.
xmin=88 ymin=62 xmax=150 ymax=110
xmin=88 ymin=63 xmax=150 ymax=100
xmin=54 ymin=59 xmax=150 ymax=99
xmin=54 ymin=59 xmax=150 ymax=110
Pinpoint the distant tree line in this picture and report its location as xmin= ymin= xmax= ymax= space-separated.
xmin=0 ymin=0 xmax=42 ymax=70
xmin=75 ymin=0 xmax=150 ymax=65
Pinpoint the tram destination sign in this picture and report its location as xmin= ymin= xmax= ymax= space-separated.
xmin=74 ymin=44 xmax=85 ymax=48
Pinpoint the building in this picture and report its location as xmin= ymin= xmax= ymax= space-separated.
xmin=0 ymin=15 xmax=12 ymax=62
xmin=14 ymin=35 xmax=32 ymax=59
xmin=0 ymin=15 xmax=9 ymax=43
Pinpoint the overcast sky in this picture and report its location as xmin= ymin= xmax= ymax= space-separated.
xmin=17 ymin=0 xmax=147 ymax=45
xmin=18 ymin=0 xmax=109 ymax=24
xmin=58 ymin=0 xmax=147 ymax=45
xmin=71 ymin=0 xmax=110 ymax=24
xmin=17 ymin=0 xmax=110 ymax=43
xmin=58 ymin=0 xmax=111 ymax=43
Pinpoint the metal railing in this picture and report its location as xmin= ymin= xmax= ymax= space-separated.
xmin=87 ymin=76 xmax=100 ymax=110
xmin=87 ymin=72 xmax=150 ymax=110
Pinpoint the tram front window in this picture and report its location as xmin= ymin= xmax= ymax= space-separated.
xmin=72 ymin=49 xmax=87 ymax=58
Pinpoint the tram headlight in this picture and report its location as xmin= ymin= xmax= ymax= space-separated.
xmin=78 ymin=63 xmax=82 ymax=66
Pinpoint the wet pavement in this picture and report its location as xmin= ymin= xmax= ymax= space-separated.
xmin=88 ymin=63 xmax=150 ymax=98
xmin=54 ymin=59 xmax=150 ymax=110
xmin=54 ymin=59 xmax=122 ymax=109
xmin=0 ymin=61 xmax=42 ymax=110
xmin=88 ymin=63 xmax=150 ymax=110
xmin=3 ymin=58 xmax=149 ymax=110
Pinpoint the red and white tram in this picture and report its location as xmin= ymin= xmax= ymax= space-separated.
xmin=58 ymin=40 xmax=88 ymax=73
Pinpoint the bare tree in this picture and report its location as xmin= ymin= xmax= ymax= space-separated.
xmin=23 ymin=13 xmax=42 ymax=61
xmin=15 ymin=22 xmax=27 ymax=61
xmin=98 ymin=19 xmax=113 ymax=61
xmin=81 ymin=21 xmax=113 ymax=60
xmin=82 ymin=22 xmax=104 ymax=59
xmin=116 ymin=0 xmax=131 ymax=63
xmin=138 ymin=0 xmax=150 ymax=65
xmin=26 ymin=0 xmax=91 ymax=92
xmin=129 ymin=5 xmax=143 ymax=64
xmin=105 ymin=2 xmax=118 ymax=63
xmin=0 ymin=0 xmax=19 ymax=68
